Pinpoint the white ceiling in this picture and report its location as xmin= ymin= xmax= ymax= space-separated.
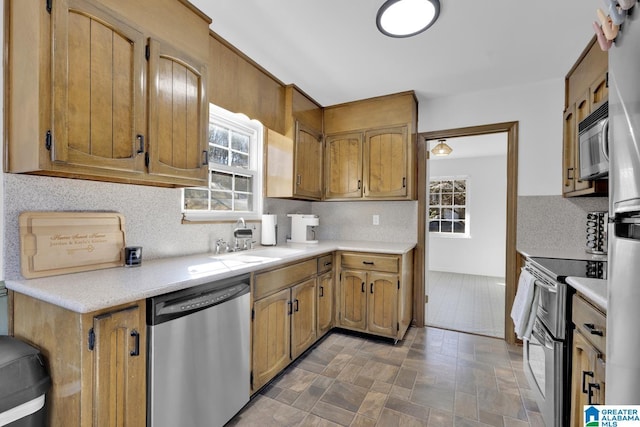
xmin=192 ymin=0 xmax=602 ymax=108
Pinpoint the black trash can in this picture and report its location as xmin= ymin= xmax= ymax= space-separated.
xmin=0 ymin=336 xmax=51 ymax=427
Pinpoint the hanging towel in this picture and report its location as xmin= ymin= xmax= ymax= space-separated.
xmin=510 ymin=269 xmax=540 ymax=340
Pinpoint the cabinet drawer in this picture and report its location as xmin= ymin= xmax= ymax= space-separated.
xmin=573 ymin=294 xmax=606 ymax=353
xmin=317 ymin=254 xmax=334 ymax=274
xmin=254 ymin=259 xmax=316 ymax=300
xmin=341 ymin=253 xmax=398 ymax=273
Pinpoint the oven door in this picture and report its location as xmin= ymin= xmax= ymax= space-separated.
xmin=534 ymin=279 xmax=566 ymax=340
xmin=524 ymin=317 xmax=564 ymax=427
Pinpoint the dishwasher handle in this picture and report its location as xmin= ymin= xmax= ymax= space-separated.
xmin=150 ymin=281 xmax=249 ymax=325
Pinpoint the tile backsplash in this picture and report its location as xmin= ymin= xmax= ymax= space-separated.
xmin=517 ymin=195 xmax=608 ymax=254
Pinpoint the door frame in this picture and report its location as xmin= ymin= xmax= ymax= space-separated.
xmin=415 ymin=121 xmax=519 ymax=344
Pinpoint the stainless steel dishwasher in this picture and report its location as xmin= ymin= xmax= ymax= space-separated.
xmin=147 ymin=274 xmax=250 ymax=427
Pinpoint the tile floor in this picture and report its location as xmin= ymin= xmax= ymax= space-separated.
xmin=427 ymin=271 xmax=505 ymax=339
xmin=227 ymin=327 xmax=545 ymax=426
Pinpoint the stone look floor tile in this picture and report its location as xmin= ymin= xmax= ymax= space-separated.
xmin=229 ymin=328 xmax=536 ymax=426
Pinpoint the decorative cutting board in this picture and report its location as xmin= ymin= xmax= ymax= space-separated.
xmin=19 ymin=212 xmax=126 ymax=278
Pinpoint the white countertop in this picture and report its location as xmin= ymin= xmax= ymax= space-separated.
xmin=5 ymin=240 xmax=415 ymax=313
xmin=566 ymin=276 xmax=607 ymax=312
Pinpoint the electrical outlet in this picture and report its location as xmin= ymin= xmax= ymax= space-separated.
xmin=373 ymin=214 xmax=380 ymax=225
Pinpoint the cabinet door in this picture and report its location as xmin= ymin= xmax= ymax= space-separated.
xmin=340 ymin=270 xmax=367 ymax=330
xmin=52 ymin=0 xmax=146 ymax=172
xmin=590 ymin=72 xmax=608 ymax=108
xmin=92 ymin=305 xmax=146 ymax=427
xmin=317 ymin=270 xmax=334 ymax=336
xmin=570 ymin=331 xmax=600 ymax=427
xmin=563 ymin=105 xmax=576 ymax=194
xmin=364 ymin=126 xmax=408 ymax=198
xmin=367 ymin=272 xmax=398 ymax=337
xmin=325 ymin=132 xmax=363 ymax=199
xmin=293 ymin=121 xmax=323 ymax=200
xmin=252 ymin=288 xmax=291 ymax=391
xmin=291 ymin=279 xmax=317 ymax=359
xmin=147 ymin=38 xmax=208 ymax=184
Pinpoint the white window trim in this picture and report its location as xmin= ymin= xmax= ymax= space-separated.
xmin=429 ymin=175 xmax=470 ymax=239
xmin=182 ymin=103 xmax=263 ymax=222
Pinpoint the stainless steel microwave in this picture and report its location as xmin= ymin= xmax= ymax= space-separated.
xmin=578 ymin=101 xmax=609 ymax=180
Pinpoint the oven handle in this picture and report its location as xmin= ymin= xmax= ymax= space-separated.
xmin=522 ymin=267 xmax=558 ymax=294
xmin=532 ymin=321 xmax=554 ymax=350
xmin=533 ymin=279 xmax=557 ymax=294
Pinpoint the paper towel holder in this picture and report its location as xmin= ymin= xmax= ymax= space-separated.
xmin=261 ymin=214 xmax=277 ymax=246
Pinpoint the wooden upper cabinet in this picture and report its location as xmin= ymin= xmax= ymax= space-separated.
xmin=6 ymin=0 xmax=210 ymax=186
xmin=562 ymin=36 xmax=608 ymax=197
xmin=147 ymin=38 xmax=208 ymax=184
xmin=293 ymin=122 xmax=324 ymax=200
xmin=324 ymin=91 xmax=417 ymax=201
xmin=52 ymin=0 xmax=146 ymax=173
xmin=364 ymin=126 xmax=408 ymax=198
xmin=264 ymin=85 xmax=323 ymax=200
xmin=325 ymin=132 xmax=363 ymax=199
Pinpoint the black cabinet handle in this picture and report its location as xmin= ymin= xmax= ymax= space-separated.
xmin=361 ymin=282 xmax=365 ymax=293
xmin=319 ymin=286 xmax=324 ymax=297
xmin=582 ymin=370 xmax=594 ymax=393
xmin=130 ymin=330 xmax=140 ymax=356
xmin=363 ymin=261 xmax=374 ymax=265
xmin=357 ymin=180 xmax=361 ymax=190
xmin=588 ymin=382 xmax=601 ymax=405
xmin=136 ymin=135 xmax=144 ymax=154
xmin=584 ymin=323 xmax=604 ymax=336
xmin=294 ymin=299 xmax=299 ymax=312
xmin=402 ymin=177 xmax=406 ymax=188
xmin=202 ymin=150 xmax=208 ymax=166
xmin=370 ymin=283 xmax=374 ymax=294
xmin=324 ymin=261 xmax=332 ymax=267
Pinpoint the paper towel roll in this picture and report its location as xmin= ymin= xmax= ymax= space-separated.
xmin=261 ymin=214 xmax=277 ymax=246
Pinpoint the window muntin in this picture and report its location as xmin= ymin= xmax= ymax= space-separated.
xmin=429 ymin=177 xmax=468 ymax=235
xmin=182 ymin=104 xmax=263 ymax=220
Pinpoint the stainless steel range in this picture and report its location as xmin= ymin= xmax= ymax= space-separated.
xmin=522 ymin=257 xmax=606 ymax=427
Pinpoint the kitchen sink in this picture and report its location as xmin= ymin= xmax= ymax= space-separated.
xmin=188 ymin=247 xmax=304 ymax=274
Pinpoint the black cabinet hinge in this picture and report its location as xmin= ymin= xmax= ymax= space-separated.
xmin=250 ymin=371 xmax=253 ymax=388
xmin=397 ymin=280 xmax=400 ymax=290
xmin=88 ymin=328 xmax=95 ymax=351
xmin=251 ymin=309 xmax=255 ymax=320
xmin=145 ymin=152 xmax=150 ymax=168
xmin=145 ymin=44 xmax=150 ymax=61
xmin=396 ymin=322 xmax=399 ymax=332
xmin=45 ymin=0 xmax=52 ymax=13
xmin=45 ymin=130 xmax=52 ymax=151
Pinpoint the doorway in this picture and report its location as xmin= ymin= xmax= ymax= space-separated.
xmin=426 ymin=134 xmax=507 ymax=338
xmin=414 ymin=122 xmax=519 ymax=344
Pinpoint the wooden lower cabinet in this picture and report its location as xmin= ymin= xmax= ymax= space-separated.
xmin=317 ymin=270 xmax=335 ymax=336
xmin=251 ymin=254 xmax=333 ymax=392
xmin=337 ymin=250 xmax=413 ymax=341
xmin=570 ymin=294 xmax=606 ymax=426
xmin=251 ymin=288 xmax=291 ymax=391
xmin=11 ymin=293 xmax=146 ymax=427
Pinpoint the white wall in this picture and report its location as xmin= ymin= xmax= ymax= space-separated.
xmin=428 ymin=154 xmax=507 ymax=277
xmin=418 ymin=78 xmax=564 ymax=196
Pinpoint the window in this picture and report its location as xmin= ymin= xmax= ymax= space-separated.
xmin=428 ymin=177 xmax=468 ymax=235
xmin=182 ymin=104 xmax=263 ymax=220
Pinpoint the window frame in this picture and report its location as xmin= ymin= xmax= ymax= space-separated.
xmin=428 ymin=175 xmax=470 ymax=238
xmin=181 ymin=104 xmax=263 ymax=222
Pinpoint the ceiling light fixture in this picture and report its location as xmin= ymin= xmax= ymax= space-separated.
xmin=431 ymin=139 xmax=452 ymax=156
xmin=376 ymin=0 xmax=440 ymax=38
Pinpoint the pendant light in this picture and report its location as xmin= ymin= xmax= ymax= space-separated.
xmin=431 ymin=139 xmax=452 ymax=156
xmin=376 ymin=0 xmax=441 ymax=38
